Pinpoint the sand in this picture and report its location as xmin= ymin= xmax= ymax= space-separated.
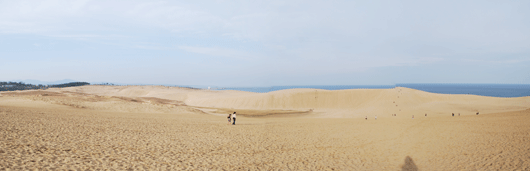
xmin=1 ymin=85 xmax=529 ymax=170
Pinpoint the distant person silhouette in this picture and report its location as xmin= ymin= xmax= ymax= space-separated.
xmin=232 ymin=112 xmax=236 ymax=125
xmin=425 ymin=113 xmax=427 ymax=117
xmin=476 ymin=112 xmax=479 ymax=115
xmin=365 ymin=116 xmax=367 ymax=120
xmin=375 ymin=115 xmax=377 ymax=120
xmin=227 ymin=114 xmax=232 ymax=125
xmin=452 ymin=113 xmax=454 ymax=117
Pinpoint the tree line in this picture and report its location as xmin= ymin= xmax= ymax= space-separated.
xmin=0 ymin=82 xmax=90 ymax=91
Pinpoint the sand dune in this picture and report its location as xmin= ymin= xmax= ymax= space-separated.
xmin=1 ymin=86 xmax=529 ymax=170
xmin=54 ymin=85 xmax=530 ymax=118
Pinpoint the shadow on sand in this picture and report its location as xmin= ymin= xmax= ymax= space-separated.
xmin=401 ymin=156 xmax=418 ymax=171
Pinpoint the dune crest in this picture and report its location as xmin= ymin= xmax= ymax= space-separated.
xmin=44 ymin=85 xmax=530 ymax=118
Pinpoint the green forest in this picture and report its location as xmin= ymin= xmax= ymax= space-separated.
xmin=0 ymin=82 xmax=90 ymax=91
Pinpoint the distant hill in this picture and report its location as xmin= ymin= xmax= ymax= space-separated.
xmin=7 ymin=79 xmax=78 ymax=85
xmin=0 ymin=81 xmax=90 ymax=91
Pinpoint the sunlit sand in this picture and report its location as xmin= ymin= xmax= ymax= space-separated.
xmin=1 ymin=85 xmax=529 ymax=170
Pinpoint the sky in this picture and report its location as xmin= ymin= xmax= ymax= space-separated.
xmin=1 ymin=0 xmax=529 ymax=86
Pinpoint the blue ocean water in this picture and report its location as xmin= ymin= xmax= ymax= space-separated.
xmin=212 ymin=84 xmax=530 ymax=97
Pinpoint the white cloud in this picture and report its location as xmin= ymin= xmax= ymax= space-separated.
xmin=1 ymin=0 xmax=529 ymax=85
xmin=178 ymin=46 xmax=259 ymax=60
xmin=2 ymin=0 xmax=528 ymax=49
xmin=46 ymin=34 xmax=129 ymax=42
xmin=0 ymin=0 xmax=90 ymax=33
xmin=461 ymin=58 xmax=530 ymax=64
xmin=393 ymin=57 xmax=445 ymax=67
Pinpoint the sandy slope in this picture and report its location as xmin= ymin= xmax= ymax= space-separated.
xmin=1 ymin=86 xmax=530 ymax=170
xmin=55 ymin=85 xmax=530 ymax=118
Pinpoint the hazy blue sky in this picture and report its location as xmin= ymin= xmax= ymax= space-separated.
xmin=1 ymin=0 xmax=529 ymax=86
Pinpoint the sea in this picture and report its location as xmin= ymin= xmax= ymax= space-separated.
xmin=209 ymin=84 xmax=530 ymax=98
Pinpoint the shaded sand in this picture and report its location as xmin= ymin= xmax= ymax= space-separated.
xmin=1 ymin=86 xmax=530 ymax=170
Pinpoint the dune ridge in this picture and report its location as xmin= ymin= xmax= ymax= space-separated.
xmin=51 ymin=85 xmax=530 ymax=118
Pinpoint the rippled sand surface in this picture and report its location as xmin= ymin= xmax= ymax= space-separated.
xmin=1 ymin=87 xmax=530 ymax=170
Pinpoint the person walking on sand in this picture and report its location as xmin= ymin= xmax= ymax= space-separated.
xmin=375 ymin=115 xmax=377 ymax=120
xmin=365 ymin=116 xmax=368 ymax=120
xmin=232 ymin=112 xmax=237 ymax=125
xmin=227 ymin=113 xmax=232 ymax=125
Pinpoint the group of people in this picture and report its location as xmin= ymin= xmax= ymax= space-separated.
xmin=226 ymin=111 xmax=480 ymax=123
xmin=227 ymin=112 xmax=237 ymax=125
